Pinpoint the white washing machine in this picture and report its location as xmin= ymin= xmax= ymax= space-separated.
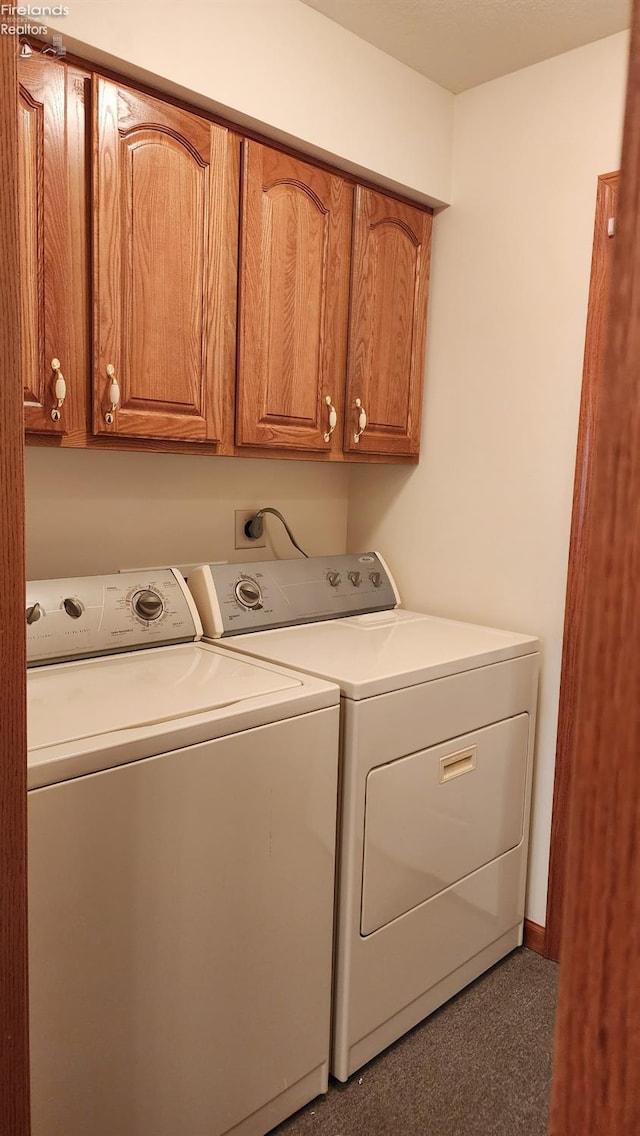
xmin=188 ymin=553 xmax=540 ymax=1082
xmin=26 ymin=568 xmax=340 ymax=1136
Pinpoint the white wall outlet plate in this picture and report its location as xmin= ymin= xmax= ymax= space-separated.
xmin=234 ymin=510 xmax=266 ymax=550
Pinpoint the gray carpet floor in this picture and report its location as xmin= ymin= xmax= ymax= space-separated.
xmin=272 ymin=948 xmax=558 ymax=1136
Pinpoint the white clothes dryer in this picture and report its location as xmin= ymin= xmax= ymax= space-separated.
xmin=26 ymin=568 xmax=340 ymax=1136
xmin=188 ymin=553 xmax=539 ymax=1082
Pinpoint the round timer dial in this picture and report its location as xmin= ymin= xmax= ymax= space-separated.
xmin=133 ymin=589 xmax=164 ymax=621
xmin=234 ymin=577 xmax=263 ymax=610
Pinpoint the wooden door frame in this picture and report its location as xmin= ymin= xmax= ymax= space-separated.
xmin=550 ymin=7 xmax=640 ymax=1129
xmin=0 ymin=24 xmax=30 ymax=1136
xmin=544 ymin=170 xmax=619 ymax=962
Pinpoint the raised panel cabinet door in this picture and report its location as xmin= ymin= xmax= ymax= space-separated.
xmin=237 ymin=141 xmax=352 ymax=453
xmin=19 ymin=53 xmax=74 ymax=435
xmin=93 ymin=79 xmax=239 ymax=445
xmin=344 ymin=188 xmax=432 ymax=457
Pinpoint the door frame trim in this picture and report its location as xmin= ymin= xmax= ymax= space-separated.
xmin=545 ymin=170 xmax=619 ymax=962
xmin=551 ymin=9 xmax=640 ymax=1126
xmin=0 ymin=23 xmax=30 ymax=1136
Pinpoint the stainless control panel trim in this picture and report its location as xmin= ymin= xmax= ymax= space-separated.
xmin=188 ymin=553 xmax=399 ymax=638
xmin=26 ymin=569 xmax=202 ymax=666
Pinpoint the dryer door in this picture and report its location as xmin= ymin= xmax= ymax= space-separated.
xmin=360 ymin=714 xmax=529 ymax=935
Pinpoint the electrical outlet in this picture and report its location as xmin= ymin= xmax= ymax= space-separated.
xmin=234 ymin=510 xmax=266 ymax=550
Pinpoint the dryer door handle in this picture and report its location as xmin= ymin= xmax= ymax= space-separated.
xmin=439 ymin=746 xmax=477 ymax=783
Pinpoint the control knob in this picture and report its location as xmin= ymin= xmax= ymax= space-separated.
xmin=234 ymin=577 xmax=263 ymax=610
xmin=369 ymin=571 xmax=382 ymax=588
xmin=347 ymin=570 xmax=361 ymax=587
xmin=133 ymin=589 xmax=164 ymax=621
xmin=326 ymin=571 xmax=341 ymax=588
xmin=26 ymin=602 xmax=43 ymax=625
xmin=63 ymin=597 xmax=84 ymax=619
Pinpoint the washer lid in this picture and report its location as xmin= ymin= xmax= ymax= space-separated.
xmin=28 ymin=642 xmax=302 ymax=754
xmin=215 ymin=609 xmax=539 ymax=699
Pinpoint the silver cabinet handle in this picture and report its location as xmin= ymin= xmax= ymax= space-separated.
xmin=323 ymin=395 xmax=337 ymax=442
xmin=50 ymin=357 xmax=66 ymax=421
xmin=105 ymin=363 xmax=120 ymax=425
xmin=353 ymin=397 xmax=367 ymax=443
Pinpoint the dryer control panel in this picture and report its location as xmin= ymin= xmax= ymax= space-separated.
xmin=26 ymin=569 xmax=201 ymax=666
xmin=188 ymin=553 xmax=399 ymax=638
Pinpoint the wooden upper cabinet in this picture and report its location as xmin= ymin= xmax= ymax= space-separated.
xmin=236 ymin=141 xmax=352 ymax=453
xmin=19 ymin=54 xmax=75 ymax=435
xmin=344 ymin=188 xmax=432 ymax=457
xmin=20 ymin=58 xmax=431 ymax=462
xmin=93 ymin=79 xmax=239 ymax=445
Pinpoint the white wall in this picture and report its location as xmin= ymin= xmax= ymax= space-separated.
xmin=27 ymin=0 xmax=454 ymax=581
xmin=25 ymin=449 xmax=349 ymax=578
xmin=46 ymin=0 xmax=453 ymax=206
xmin=347 ymin=32 xmax=629 ymax=926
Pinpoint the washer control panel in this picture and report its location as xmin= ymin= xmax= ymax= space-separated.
xmin=188 ymin=553 xmax=399 ymax=638
xmin=26 ymin=569 xmax=201 ymax=666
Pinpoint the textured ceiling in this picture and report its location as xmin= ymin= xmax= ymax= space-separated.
xmin=299 ymin=0 xmax=631 ymax=93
